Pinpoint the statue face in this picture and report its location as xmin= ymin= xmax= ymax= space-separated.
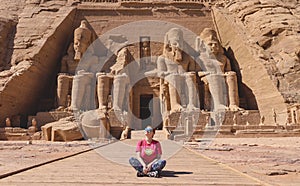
xmin=168 ymin=35 xmax=183 ymax=62
xmin=73 ymin=21 xmax=92 ymax=61
xmin=205 ymin=40 xmax=220 ymax=55
xmin=169 ymin=35 xmax=183 ymax=50
xmin=74 ymin=40 xmax=89 ymax=57
xmin=117 ymin=48 xmax=130 ymax=65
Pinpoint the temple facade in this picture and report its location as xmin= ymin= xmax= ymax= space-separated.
xmin=0 ymin=0 xmax=299 ymax=140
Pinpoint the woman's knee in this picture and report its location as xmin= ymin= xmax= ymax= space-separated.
xmin=129 ymin=157 xmax=137 ymax=164
xmin=160 ymin=160 xmax=166 ymax=169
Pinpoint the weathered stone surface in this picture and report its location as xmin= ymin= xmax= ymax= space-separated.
xmin=212 ymin=2 xmax=299 ymax=124
xmin=0 ymin=1 xmax=299 ymax=140
xmin=0 ymin=18 xmax=16 ymax=70
xmin=33 ymin=111 xmax=73 ymax=129
xmin=214 ymin=0 xmax=300 ymax=121
xmin=41 ymin=117 xmax=82 ymax=141
xmin=0 ymin=3 xmax=76 ymax=127
xmin=81 ymin=109 xmax=110 ymax=139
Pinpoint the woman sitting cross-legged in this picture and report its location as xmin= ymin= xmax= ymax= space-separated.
xmin=129 ymin=125 xmax=166 ymax=177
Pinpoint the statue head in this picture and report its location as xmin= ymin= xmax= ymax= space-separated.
xmin=80 ymin=20 xmax=88 ymax=28
xmin=199 ymin=28 xmax=223 ymax=56
xmin=110 ymin=47 xmax=132 ymax=75
xmin=74 ymin=20 xmax=92 ymax=61
xmin=164 ymin=28 xmax=184 ymax=62
xmin=117 ymin=47 xmax=131 ymax=65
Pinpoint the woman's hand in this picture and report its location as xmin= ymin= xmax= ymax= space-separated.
xmin=143 ymin=165 xmax=152 ymax=174
xmin=146 ymin=165 xmax=152 ymax=172
xmin=143 ymin=167 xmax=148 ymax=174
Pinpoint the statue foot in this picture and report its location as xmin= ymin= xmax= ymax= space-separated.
xmin=214 ymin=104 xmax=227 ymax=111
xmin=228 ymin=105 xmax=243 ymax=111
xmin=67 ymin=106 xmax=79 ymax=112
xmin=56 ymin=106 xmax=65 ymax=111
xmin=170 ymin=104 xmax=183 ymax=113
xmin=187 ymin=104 xmax=199 ymax=111
xmin=111 ymin=107 xmax=122 ymax=112
xmin=98 ymin=105 xmax=107 ymax=111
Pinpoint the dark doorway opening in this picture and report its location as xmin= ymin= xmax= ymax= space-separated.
xmin=140 ymin=94 xmax=153 ymax=129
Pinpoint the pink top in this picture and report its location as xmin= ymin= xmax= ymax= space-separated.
xmin=136 ymin=139 xmax=162 ymax=165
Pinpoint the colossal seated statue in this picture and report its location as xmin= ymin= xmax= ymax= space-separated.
xmin=57 ymin=43 xmax=76 ymax=110
xmin=196 ymin=28 xmax=240 ymax=111
xmin=110 ymin=47 xmax=133 ymax=111
xmin=157 ymin=28 xmax=199 ymax=115
xmin=57 ymin=20 xmax=99 ymax=111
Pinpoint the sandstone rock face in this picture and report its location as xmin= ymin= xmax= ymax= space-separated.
xmin=220 ymin=0 xmax=300 ymax=103
xmin=41 ymin=116 xmax=83 ymax=141
xmin=0 ymin=18 xmax=16 ymax=70
xmin=0 ymin=2 xmax=75 ymax=126
xmin=0 ymin=0 xmax=26 ymax=70
xmin=213 ymin=0 xmax=300 ymax=124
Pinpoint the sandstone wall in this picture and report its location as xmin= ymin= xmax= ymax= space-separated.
xmin=76 ymin=3 xmax=213 ymax=59
xmin=212 ymin=5 xmax=289 ymax=124
xmin=0 ymin=18 xmax=16 ymax=70
xmin=0 ymin=0 xmax=27 ymax=70
xmin=220 ymin=0 xmax=300 ymax=105
xmin=0 ymin=2 xmax=76 ymax=127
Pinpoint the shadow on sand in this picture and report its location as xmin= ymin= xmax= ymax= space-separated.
xmin=161 ymin=170 xmax=193 ymax=177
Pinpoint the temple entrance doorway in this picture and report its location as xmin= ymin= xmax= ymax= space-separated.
xmin=140 ymin=94 xmax=153 ymax=129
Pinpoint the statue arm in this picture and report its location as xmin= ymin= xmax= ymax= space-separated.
xmin=157 ymin=56 xmax=167 ymax=76
xmin=60 ymin=57 xmax=68 ymax=73
xmin=188 ymin=57 xmax=196 ymax=72
xmin=224 ymin=56 xmax=232 ymax=72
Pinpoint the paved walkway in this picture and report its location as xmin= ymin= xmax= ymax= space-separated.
xmin=0 ymin=140 xmax=267 ymax=186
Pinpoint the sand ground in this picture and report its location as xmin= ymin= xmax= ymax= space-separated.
xmin=0 ymin=137 xmax=299 ymax=186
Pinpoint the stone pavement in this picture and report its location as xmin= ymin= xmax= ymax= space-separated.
xmin=0 ymin=139 xmax=268 ymax=186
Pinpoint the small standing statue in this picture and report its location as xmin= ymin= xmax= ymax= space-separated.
xmin=233 ymin=114 xmax=237 ymax=126
xmin=259 ymin=115 xmax=265 ymax=126
xmin=140 ymin=37 xmax=151 ymax=70
xmin=272 ymin=108 xmax=277 ymax=125
xmin=31 ymin=118 xmax=37 ymax=132
xmin=205 ymin=115 xmax=210 ymax=127
xmin=5 ymin=118 xmax=11 ymax=127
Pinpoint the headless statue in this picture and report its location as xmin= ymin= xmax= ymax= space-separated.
xmin=110 ymin=47 xmax=132 ymax=111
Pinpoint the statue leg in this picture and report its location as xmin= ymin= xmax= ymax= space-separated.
xmin=57 ymin=74 xmax=72 ymax=109
xmin=185 ymin=72 xmax=199 ymax=110
xmin=97 ymin=73 xmax=111 ymax=110
xmin=166 ymin=74 xmax=182 ymax=113
xmin=99 ymin=115 xmax=109 ymax=138
xmin=112 ymin=74 xmax=128 ymax=111
xmin=226 ymin=71 xmax=240 ymax=111
xmin=70 ymin=73 xmax=93 ymax=111
xmin=207 ymin=74 xmax=227 ymax=111
xmin=204 ymin=83 xmax=211 ymax=111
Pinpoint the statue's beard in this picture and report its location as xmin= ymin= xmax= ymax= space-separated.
xmin=171 ymin=47 xmax=182 ymax=62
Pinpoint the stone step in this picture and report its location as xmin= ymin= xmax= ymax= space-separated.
xmin=130 ymin=130 xmax=168 ymax=140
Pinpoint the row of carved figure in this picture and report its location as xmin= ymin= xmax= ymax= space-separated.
xmin=56 ymin=20 xmax=241 ymax=116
